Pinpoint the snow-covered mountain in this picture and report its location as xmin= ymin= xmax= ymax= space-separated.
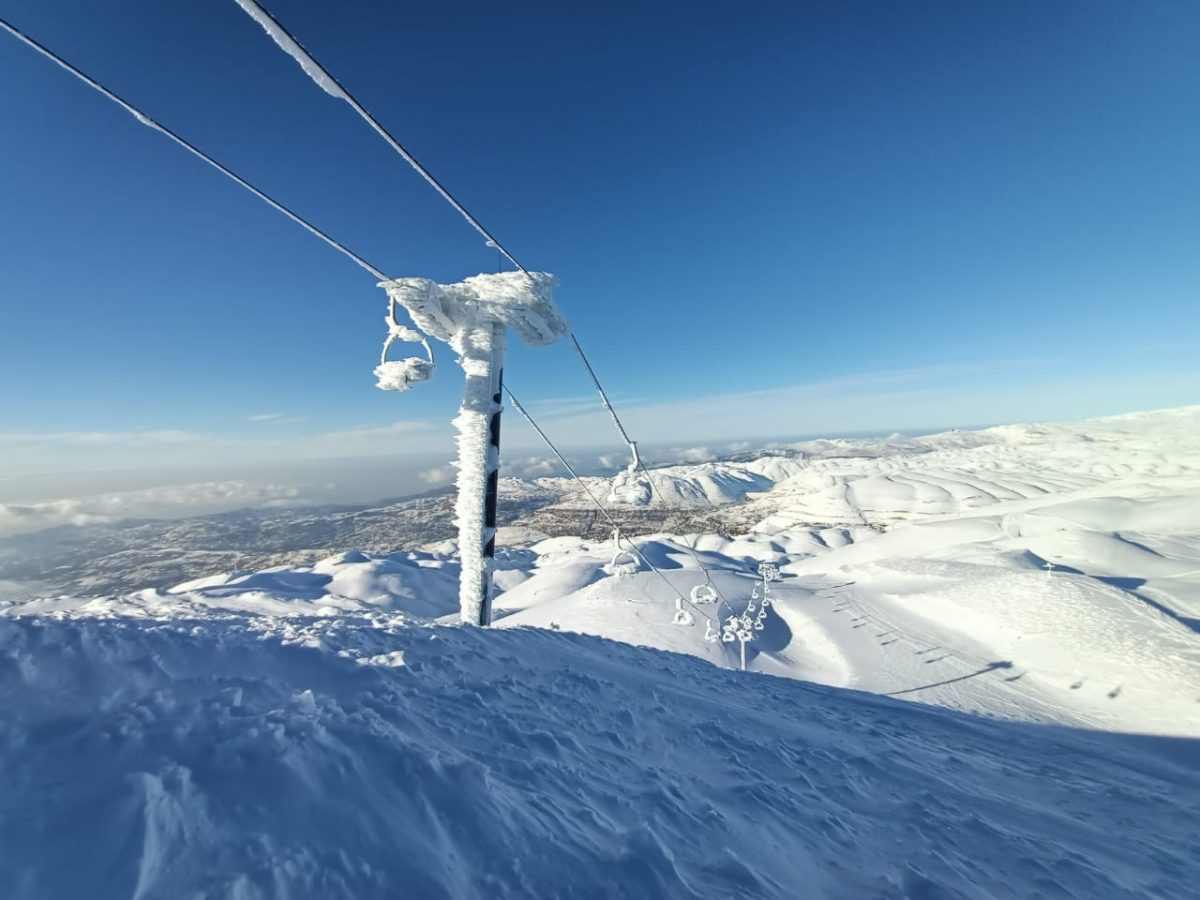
xmin=5 ymin=406 xmax=1197 ymax=594
xmin=2 ymin=406 xmax=1199 ymax=896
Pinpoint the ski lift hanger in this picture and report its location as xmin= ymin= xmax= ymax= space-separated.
xmin=374 ymin=295 xmax=434 ymax=393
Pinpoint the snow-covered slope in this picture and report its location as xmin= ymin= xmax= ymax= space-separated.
xmin=5 ymin=407 xmax=1198 ymax=738
xmin=2 ymin=612 xmax=1197 ymax=899
xmin=753 ymin=406 xmax=1200 ymax=528
xmin=3 ymin=406 xmax=1200 ymax=896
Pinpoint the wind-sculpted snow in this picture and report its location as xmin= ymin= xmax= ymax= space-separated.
xmin=2 ymin=613 xmax=1197 ymax=899
xmin=535 ymin=407 xmax=1200 ymax=532
xmin=750 ymin=407 xmax=1200 ymax=528
xmin=10 ymin=513 xmax=1196 ymax=737
xmin=882 ymin=561 xmax=1199 ymax=731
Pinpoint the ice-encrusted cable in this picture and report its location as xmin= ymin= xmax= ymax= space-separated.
xmin=0 ymin=16 xmax=390 ymax=282
xmin=232 ymin=0 xmax=522 ymax=274
xmin=230 ymin=0 xmax=645 ymax=462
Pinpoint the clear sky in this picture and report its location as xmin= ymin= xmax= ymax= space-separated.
xmin=1 ymin=0 xmax=1198 ymax=528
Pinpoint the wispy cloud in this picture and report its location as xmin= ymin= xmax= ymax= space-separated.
xmin=501 ymin=360 xmax=1200 ymax=450
xmin=0 ymin=428 xmax=202 ymax=449
xmin=505 ymin=456 xmax=567 ymax=478
xmin=670 ymin=446 xmax=718 ymax=464
xmin=4 ymin=355 xmax=1194 ymax=486
xmin=247 ymin=413 xmax=309 ymax=425
xmin=420 ymin=454 xmax=569 ymax=486
xmin=419 ymin=464 xmax=456 ymax=485
xmin=314 ymin=420 xmax=437 ymax=443
xmin=0 ymin=417 xmax=447 ymax=476
xmin=531 ymin=394 xmax=647 ymax=420
xmin=0 ymin=481 xmax=309 ymax=537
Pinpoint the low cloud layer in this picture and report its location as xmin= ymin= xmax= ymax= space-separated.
xmin=504 ymin=358 xmax=1200 ymax=451
xmin=0 ymin=481 xmax=309 ymax=537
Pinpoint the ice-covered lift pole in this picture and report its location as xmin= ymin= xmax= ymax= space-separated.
xmin=223 ymin=2 xmax=576 ymax=623
xmin=377 ymin=273 xmax=567 ymax=625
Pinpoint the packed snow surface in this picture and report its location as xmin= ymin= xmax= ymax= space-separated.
xmin=3 ymin=406 xmax=1200 ymax=896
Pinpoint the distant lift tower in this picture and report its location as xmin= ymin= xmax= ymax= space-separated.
xmin=375 ymin=272 xmax=567 ymax=626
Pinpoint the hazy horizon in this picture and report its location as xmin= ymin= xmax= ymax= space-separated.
xmin=4 ymin=396 xmax=1197 ymax=539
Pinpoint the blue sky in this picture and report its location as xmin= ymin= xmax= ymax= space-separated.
xmin=1 ymin=1 xmax=1198 ymax=519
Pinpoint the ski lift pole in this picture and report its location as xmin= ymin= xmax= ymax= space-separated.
xmin=453 ymin=320 xmax=506 ymax=626
xmin=376 ymin=272 xmax=567 ymax=626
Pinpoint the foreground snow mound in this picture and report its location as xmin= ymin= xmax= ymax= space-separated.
xmin=2 ymin=615 xmax=1197 ymax=899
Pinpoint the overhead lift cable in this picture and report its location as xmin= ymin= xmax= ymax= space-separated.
xmin=233 ymin=0 xmax=527 ymax=276
xmin=0 ymin=16 xmax=389 ymax=283
xmin=230 ymin=0 xmax=643 ymax=461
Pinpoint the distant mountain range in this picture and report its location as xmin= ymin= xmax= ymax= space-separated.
xmin=4 ymin=406 xmax=1197 ymax=600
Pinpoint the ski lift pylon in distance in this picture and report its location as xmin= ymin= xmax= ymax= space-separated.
xmin=757 ymin=561 xmax=781 ymax=583
xmin=606 ymin=440 xmax=652 ymax=506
